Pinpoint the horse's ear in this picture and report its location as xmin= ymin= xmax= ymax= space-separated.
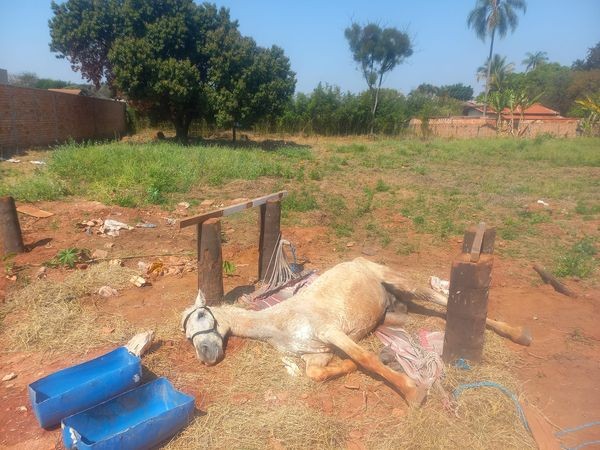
xmin=195 ymin=290 xmax=207 ymax=307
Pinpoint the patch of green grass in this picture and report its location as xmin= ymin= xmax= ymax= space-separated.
xmin=283 ymin=189 xmax=318 ymax=212
xmin=335 ymin=143 xmax=367 ymax=154
xmin=375 ymin=179 xmax=391 ymax=192
xmin=0 ymin=170 xmax=67 ymax=202
xmin=29 ymin=141 xmax=310 ymax=206
xmin=554 ymin=237 xmax=597 ymax=278
xmin=575 ymin=200 xmax=600 ymax=216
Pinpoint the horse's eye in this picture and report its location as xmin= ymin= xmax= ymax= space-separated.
xmin=196 ymin=311 xmax=204 ymax=319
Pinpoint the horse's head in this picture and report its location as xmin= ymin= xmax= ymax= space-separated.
xmin=181 ymin=291 xmax=225 ymax=365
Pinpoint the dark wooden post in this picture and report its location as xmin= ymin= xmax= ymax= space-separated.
xmin=0 ymin=196 xmax=25 ymax=256
xmin=197 ymin=218 xmax=223 ymax=305
xmin=258 ymin=199 xmax=281 ymax=281
xmin=443 ymin=223 xmax=495 ymax=363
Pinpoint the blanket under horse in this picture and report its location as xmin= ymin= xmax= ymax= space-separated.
xmin=182 ymin=257 xmax=437 ymax=405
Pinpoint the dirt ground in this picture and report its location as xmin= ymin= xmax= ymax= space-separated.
xmin=1 ymin=197 xmax=599 ymax=449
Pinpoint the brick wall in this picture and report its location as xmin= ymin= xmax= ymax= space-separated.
xmin=408 ymin=116 xmax=579 ymax=139
xmin=0 ymin=84 xmax=126 ymax=151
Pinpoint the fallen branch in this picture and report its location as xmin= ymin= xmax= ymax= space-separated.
xmin=533 ymin=264 xmax=577 ymax=298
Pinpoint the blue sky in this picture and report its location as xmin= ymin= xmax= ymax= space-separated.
xmin=1 ymin=1 xmax=599 ymax=94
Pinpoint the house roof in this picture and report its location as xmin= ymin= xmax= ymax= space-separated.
xmin=48 ymin=88 xmax=83 ymax=95
xmin=463 ymin=102 xmax=562 ymax=118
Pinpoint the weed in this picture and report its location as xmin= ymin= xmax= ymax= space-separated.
xmin=47 ymin=248 xmax=91 ymax=269
xmin=308 ymin=169 xmax=322 ymax=181
xmin=375 ymin=179 xmax=391 ymax=192
xmin=575 ymin=200 xmax=600 ymax=216
xmin=223 ymin=260 xmax=236 ymax=276
xmin=554 ymin=237 xmax=597 ymax=278
xmin=284 ymin=190 xmax=318 ymax=212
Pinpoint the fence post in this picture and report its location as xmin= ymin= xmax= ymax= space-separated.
xmin=197 ymin=218 xmax=223 ymax=305
xmin=442 ymin=223 xmax=495 ymax=363
xmin=0 ymin=196 xmax=25 ymax=256
xmin=258 ymin=199 xmax=281 ymax=281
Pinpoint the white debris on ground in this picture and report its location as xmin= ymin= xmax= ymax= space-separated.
xmin=281 ymin=356 xmax=301 ymax=377
xmin=429 ymin=276 xmax=450 ymax=296
xmin=98 ymin=286 xmax=118 ymax=297
xmin=125 ymin=331 xmax=155 ymax=357
xmin=100 ymin=219 xmax=134 ymax=236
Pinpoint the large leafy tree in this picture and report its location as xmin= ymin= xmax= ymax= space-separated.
xmin=572 ymin=41 xmax=600 ymax=71
xmin=522 ymin=51 xmax=548 ymax=72
xmin=49 ymin=0 xmax=294 ymax=141
xmin=467 ymin=0 xmax=526 ymax=116
xmin=49 ymin=0 xmax=124 ymax=89
xmin=345 ymin=23 xmax=413 ymax=134
xmin=207 ymin=28 xmax=295 ymax=141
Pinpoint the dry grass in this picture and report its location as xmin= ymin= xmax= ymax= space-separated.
xmin=153 ymin=309 xmax=534 ymax=450
xmin=1 ymin=263 xmax=137 ymax=353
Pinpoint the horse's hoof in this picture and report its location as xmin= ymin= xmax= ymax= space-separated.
xmin=405 ymin=383 xmax=428 ymax=407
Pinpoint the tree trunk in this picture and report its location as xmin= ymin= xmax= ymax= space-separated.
xmin=370 ymin=73 xmax=384 ymax=135
xmin=482 ymin=28 xmax=496 ymax=118
xmin=232 ymin=124 xmax=237 ymax=142
xmin=173 ymin=112 xmax=192 ymax=142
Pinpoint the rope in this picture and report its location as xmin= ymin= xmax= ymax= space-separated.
xmin=452 ymin=381 xmax=530 ymax=434
xmin=263 ymin=235 xmax=298 ymax=291
xmin=556 ymin=420 xmax=600 ymax=450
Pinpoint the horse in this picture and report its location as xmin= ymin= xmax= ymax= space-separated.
xmin=181 ymin=257 xmax=431 ymax=406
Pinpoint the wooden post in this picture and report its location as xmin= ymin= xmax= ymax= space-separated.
xmin=443 ymin=224 xmax=495 ymax=363
xmin=0 ymin=196 xmax=25 ymax=256
xmin=258 ymin=199 xmax=281 ymax=281
xmin=197 ymin=218 xmax=223 ymax=305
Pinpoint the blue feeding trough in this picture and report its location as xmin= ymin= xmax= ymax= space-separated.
xmin=62 ymin=377 xmax=195 ymax=450
xmin=28 ymin=347 xmax=142 ymax=428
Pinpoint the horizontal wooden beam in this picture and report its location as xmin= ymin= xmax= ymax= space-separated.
xmin=179 ymin=191 xmax=288 ymax=229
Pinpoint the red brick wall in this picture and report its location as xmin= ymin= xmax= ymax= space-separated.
xmin=0 ymin=84 xmax=126 ymax=151
xmin=409 ymin=116 xmax=579 ymax=139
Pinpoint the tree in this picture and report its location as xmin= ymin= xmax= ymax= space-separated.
xmin=345 ymin=22 xmax=413 ymax=134
xmin=477 ymin=54 xmax=515 ymax=91
xmin=439 ymin=83 xmax=474 ymax=101
xmin=572 ymin=41 xmax=600 ymax=71
xmin=467 ymin=0 xmax=526 ymax=116
xmin=207 ymin=28 xmax=295 ymax=141
xmin=522 ymin=51 xmax=548 ymax=72
xmin=8 ymin=72 xmax=40 ymax=87
xmin=49 ymin=0 xmax=124 ymax=88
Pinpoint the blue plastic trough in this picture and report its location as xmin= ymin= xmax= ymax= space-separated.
xmin=61 ymin=377 xmax=195 ymax=450
xmin=28 ymin=347 xmax=142 ymax=428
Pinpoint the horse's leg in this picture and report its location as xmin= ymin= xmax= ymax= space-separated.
xmin=382 ymin=310 xmax=408 ymax=327
xmin=321 ymin=329 xmax=427 ymax=406
xmin=303 ymin=353 xmax=357 ymax=382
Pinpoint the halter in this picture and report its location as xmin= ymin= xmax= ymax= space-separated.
xmin=183 ymin=306 xmax=223 ymax=343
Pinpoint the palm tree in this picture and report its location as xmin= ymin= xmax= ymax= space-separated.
xmin=476 ymin=54 xmax=515 ymax=91
xmin=467 ymin=0 xmax=527 ymax=116
xmin=522 ymin=51 xmax=548 ymax=71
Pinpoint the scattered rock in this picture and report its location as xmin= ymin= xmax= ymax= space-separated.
xmin=135 ymin=222 xmax=157 ymax=228
xmin=17 ymin=406 xmax=27 ymax=412
xmin=6 ymin=275 xmax=17 ymax=282
xmin=104 ymin=242 xmax=115 ymax=249
xmin=346 ymin=242 xmax=355 ymax=248
xmin=2 ymin=373 xmax=16 ymax=382
xmin=200 ymin=199 xmax=215 ymax=207
xmin=177 ymin=202 xmax=190 ymax=209
xmin=361 ymin=247 xmax=377 ymax=256
xmin=165 ymin=217 xmax=177 ymax=226
xmin=109 ymin=259 xmax=123 ymax=267
xmin=92 ymin=249 xmax=109 ymax=259
xmin=130 ymin=276 xmax=147 ymax=287
xmin=98 ymin=286 xmax=118 ymax=297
